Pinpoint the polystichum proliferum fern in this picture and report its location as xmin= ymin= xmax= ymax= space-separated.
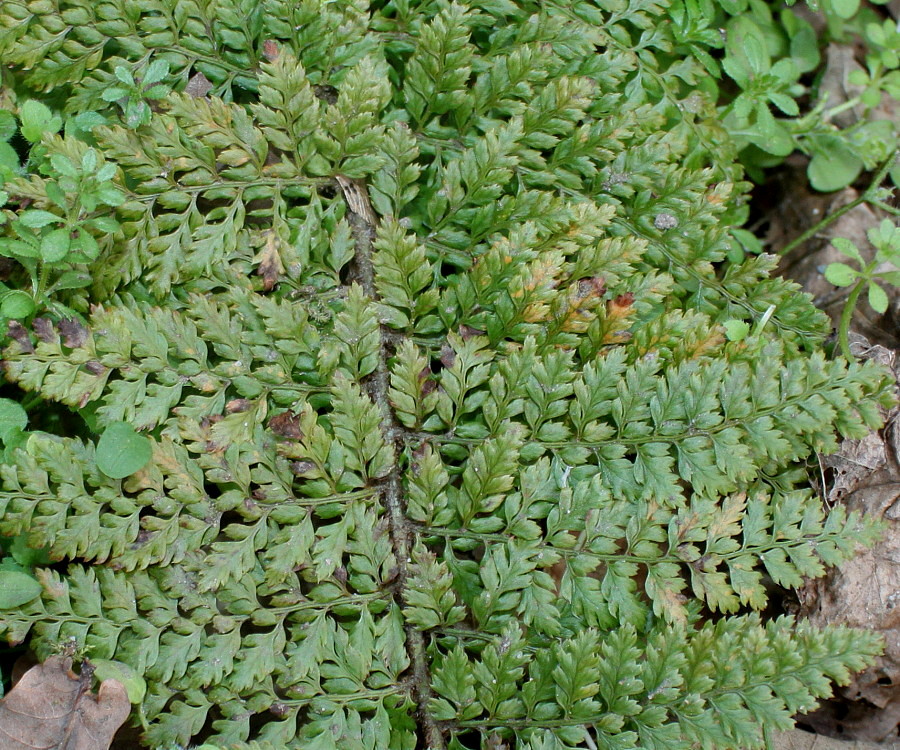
xmin=0 ymin=2 xmax=895 ymax=749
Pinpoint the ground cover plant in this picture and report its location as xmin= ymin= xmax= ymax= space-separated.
xmin=0 ymin=1 xmax=897 ymax=748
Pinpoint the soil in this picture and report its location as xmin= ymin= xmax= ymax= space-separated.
xmin=760 ymin=151 xmax=900 ymax=747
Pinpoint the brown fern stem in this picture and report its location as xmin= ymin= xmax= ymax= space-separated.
xmin=336 ymin=175 xmax=446 ymax=750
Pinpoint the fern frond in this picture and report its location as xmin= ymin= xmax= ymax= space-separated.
xmin=0 ymin=2 xmax=893 ymax=748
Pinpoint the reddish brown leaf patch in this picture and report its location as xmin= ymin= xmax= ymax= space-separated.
xmin=58 ymin=319 xmax=89 ymax=349
xmin=254 ymin=231 xmax=285 ymax=291
xmin=269 ymin=411 xmax=303 ymax=439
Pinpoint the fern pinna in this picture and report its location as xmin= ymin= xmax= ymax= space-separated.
xmin=0 ymin=1 xmax=893 ymax=749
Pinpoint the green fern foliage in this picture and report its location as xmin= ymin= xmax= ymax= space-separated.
xmin=0 ymin=2 xmax=894 ymax=749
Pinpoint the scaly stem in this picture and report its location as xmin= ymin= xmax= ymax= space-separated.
xmin=336 ymin=175 xmax=446 ymax=750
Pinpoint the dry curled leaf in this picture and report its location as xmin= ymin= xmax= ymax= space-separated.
xmin=57 ymin=319 xmax=88 ymax=349
xmin=773 ymin=728 xmax=900 ymax=750
xmin=254 ymin=230 xmax=285 ymax=291
xmin=0 ymin=656 xmax=130 ymax=750
xmin=798 ymin=339 xmax=900 ymax=741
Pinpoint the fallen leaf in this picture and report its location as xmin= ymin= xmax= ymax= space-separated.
xmin=772 ymin=728 xmax=900 ymax=750
xmin=185 ymin=72 xmax=213 ymax=99
xmin=0 ymin=570 xmax=41 ymax=608
xmin=0 ymin=656 xmax=130 ymax=749
xmin=770 ymin=164 xmax=899 ymax=349
xmin=819 ymin=43 xmax=867 ymax=129
xmin=798 ymin=339 xmax=900 ymax=741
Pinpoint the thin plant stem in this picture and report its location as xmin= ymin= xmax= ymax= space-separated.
xmin=20 ymin=393 xmax=43 ymax=411
xmin=872 ymin=200 xmax=900 ymax=217
xmin=34 ymin=260 xmax=49 ymax=304
xmin=778 ymin=154 xmax=897 ymax=257
xmin=822 ymin=95 xmax=862 ymax=121
xmin=837 ymin=278 xmax=866 ymax=361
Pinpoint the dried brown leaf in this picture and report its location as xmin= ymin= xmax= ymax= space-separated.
xmin=798 ymin=340 xmax=900 ymax=740
xmin=0 ymin=656 xmax=130 ymax=750
xmin=254 ymin=231 xmax=285 ymax=291
xmin=5 ymin=321 xmax=33 ymax=354
xmin=58 ymin=319 xmax=88 ymax=349
xmin=32 ymin=318 xmax=54 ymax=343
xmin=185 ymin=72 xmax=213 ymax=99
xmin=773 ymin=728 xmax=900 ymax=750
xmin=268 ymin=410 xmax=303 ymax=439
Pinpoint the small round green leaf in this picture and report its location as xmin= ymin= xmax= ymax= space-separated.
xmin=81 ymin=148 xmax=97 ymax=173
xmin=143 ymin=84 xmax=170 ymax=100
xmin=19 ymin=100 xmax=62 ymax=142
xmin=39 ymin=228 xmax=71 ymax=262
xmin=789 ymin=21 xmax=820 ymax=73
xmin=0 ymin=398 xmax=28 ymax=442
xmin=808 ymin=149 xmax=863 ymax=192
xmin=65 ymin=111 xmax=108 ymax=142
xmin=44 ymin=182 xmax=67 ymax=209
xmin=830 ymin=0 xmax=860 ymax=19
xmin=9 ymin=534 xmax=50 ymax=568
xmin=2 ymin=426 xmax=27 ymax=457
xmin=847 ymin=69 xmax=869 ymax=87
xmin=96 ymin=422 xmax=152 ymax=479
xmin=91 ymin=659 xmax=147 ymax=704
xmin=0 ymin=238 xmax=39 ymax=259
xmin=0 ymin=570 xmax=42 ymax=608
xmin=768 ymin=92 xmax=799 ymax=117
xmin=747 ymin=108 xmax=794 ymax=156
xmin=0 ymin=290 xmax=36 ymax=320
xmin=870 ymin=218 xmax=900 ymax=253
xmin=730 ymin=228 xmax=763 ymax=256
xmin=868 ymin=282 xmax=889 ymax=314
xmin=97 ymin=186 xmax=125 ymax=206
xmin=824 ymin=262 xmax=859 ymax=287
